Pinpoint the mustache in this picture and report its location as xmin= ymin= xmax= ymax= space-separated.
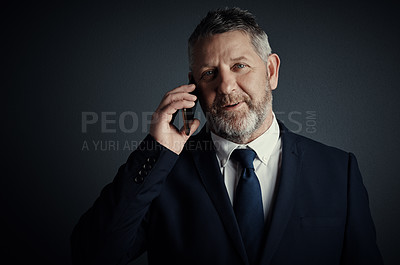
xmin=212 ymin=93 xmax=251 ymax=109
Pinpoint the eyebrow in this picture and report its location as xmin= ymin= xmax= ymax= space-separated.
xmin=199 ymin=55 xmax=250 ymax=69
xmin=197 ymin=55 xmax=252 ymax=70
xmin=230 ymin=56 xmax=249 ymax=61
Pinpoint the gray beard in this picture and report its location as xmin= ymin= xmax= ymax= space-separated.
xmin=204 ymin=86 xmax=272 ymax=144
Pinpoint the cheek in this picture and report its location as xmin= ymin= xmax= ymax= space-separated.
xmin=198 ymin=87 xmax=216 ymax=106
xmin=236 ymin=77 xmax=259 ymax=97
xmin=238 ymin=72 xmax=268 ymax=97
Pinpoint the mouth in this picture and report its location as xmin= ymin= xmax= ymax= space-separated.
xmin=223 ymin=101 xmax=243 ymax=109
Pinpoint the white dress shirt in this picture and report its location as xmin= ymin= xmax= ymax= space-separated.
xmin=211 ymin=113 xmax=282 ymax=220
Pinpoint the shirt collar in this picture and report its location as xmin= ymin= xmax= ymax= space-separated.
xmin=211 ymin=113 xmax=281 ymax=167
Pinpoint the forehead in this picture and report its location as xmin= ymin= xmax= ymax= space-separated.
xmin=191 ymin=31 xmax=258 ymax=68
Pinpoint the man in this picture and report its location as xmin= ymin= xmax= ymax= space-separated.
xmin=71 ymin=7 xmax=383 ymax=265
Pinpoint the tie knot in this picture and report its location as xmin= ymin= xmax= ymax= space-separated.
xmin=231 ymin=149 xmax=256 ymax=169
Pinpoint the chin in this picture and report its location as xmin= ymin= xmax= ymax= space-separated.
xmin=209 ymin=111 xmax=263 ymax=143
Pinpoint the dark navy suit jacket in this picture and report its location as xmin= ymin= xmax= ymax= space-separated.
xmin=71 ymin=122 xmax=383 ymax=265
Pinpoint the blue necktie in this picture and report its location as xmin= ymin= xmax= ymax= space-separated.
xmin=232 ymin=149 xmax=264 ymax=265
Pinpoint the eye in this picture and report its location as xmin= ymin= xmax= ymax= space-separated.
xmin=234 ymin=63 xmax=246 ymax=70
xmin=200 ymin=69 xmax=216 ymax=80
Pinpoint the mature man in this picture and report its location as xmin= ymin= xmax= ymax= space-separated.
xmin=71 ymin=7 xmax=383 ymax=265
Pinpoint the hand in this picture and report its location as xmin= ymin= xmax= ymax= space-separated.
xmin=150 ymin=84 xmax=200 ymax=154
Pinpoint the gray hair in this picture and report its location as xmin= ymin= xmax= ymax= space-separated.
xmin=188 ymin=7 xmax=272 ymax=71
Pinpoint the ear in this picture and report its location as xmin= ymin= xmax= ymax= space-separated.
xmin=267 ymin=53 xmax=280 ymax=91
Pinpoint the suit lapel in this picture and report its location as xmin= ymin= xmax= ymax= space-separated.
xmin=258 ymin=122 xmax=301 ymax=265
xmin=188 ymin=127 xmax=249 ymax=265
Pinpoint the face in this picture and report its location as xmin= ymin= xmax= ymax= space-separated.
xmin=190 ymin=31 xmax=279 ymax=143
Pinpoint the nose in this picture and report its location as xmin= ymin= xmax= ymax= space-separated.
xmin=217 ymin=68 xmax=236 ymax=95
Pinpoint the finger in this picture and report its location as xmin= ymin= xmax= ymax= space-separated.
xmin=153 ymin=100 xmax=196 ymax=125
xmin=157 ymin=91 xmax=197 ymax=110
xmin=168 ymin=83 xmax=196 ymax=94
xmin=161 ymin=100 xmax=196 ymax=116
xmin=180 ymin=118 xmax=201 ymax=137
xmin=160 ymin=84 xmax=196 ymax=108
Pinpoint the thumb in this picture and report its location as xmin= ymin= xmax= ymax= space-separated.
xmin=187 ymin=119 xmax=201 ymax=137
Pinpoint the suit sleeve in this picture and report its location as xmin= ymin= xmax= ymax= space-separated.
xmin=70 ymin=134 xmax=179 ymax=265
xmin=341 ymin=153 xmax=384 ymax=264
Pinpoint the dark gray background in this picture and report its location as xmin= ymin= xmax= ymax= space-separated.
xmin=4 ymin=0 xmax=399 ymax=264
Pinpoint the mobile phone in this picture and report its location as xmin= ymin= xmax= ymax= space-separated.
xmin=182 ymin=78 xmax=197 ymax=135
